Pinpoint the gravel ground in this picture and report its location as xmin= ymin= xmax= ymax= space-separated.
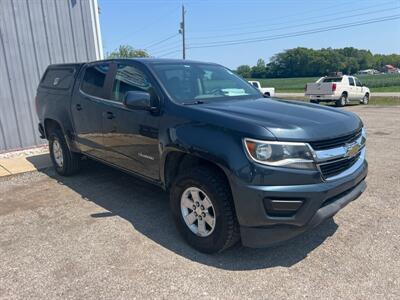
xmin=0 ymin=144 xmax=48 ymax=159
xmin=0 ymin=106 xmax=399 ymax=299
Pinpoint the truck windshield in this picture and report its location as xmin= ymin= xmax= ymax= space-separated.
xmin=151 ymin=63 xmax=260 ymax=104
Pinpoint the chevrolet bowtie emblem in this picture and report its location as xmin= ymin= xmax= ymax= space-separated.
xmin=345 ymin=142 xmax=360 ymax=158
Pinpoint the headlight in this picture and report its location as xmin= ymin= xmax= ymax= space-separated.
xmin=244 ymin=138 xmax=316 ymax=169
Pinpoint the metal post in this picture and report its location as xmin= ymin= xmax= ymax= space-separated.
xmin=181 ymin=5 xmax=186 ymax=59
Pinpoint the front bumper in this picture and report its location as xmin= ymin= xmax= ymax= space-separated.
xmin=230 ymin=160 xmax=368 ymax=248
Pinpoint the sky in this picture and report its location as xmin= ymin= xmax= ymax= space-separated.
xmin=98 ymin=0 xmax=400 ymax=69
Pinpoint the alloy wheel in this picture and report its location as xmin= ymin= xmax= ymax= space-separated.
xmin=180 ymin=187 xmax=216 ymax=237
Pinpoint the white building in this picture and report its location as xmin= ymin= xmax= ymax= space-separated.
xmin=0 ymin=0 xmax=103 ymax=152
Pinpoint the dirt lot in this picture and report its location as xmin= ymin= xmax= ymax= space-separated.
xmin=1 ymin=106 xmax=399 ymax=299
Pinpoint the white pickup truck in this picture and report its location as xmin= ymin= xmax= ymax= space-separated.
xmin=248 ymin=80 xmax=275 ymax=97
xmin=305 ymin=75 xmax=370 ymax=107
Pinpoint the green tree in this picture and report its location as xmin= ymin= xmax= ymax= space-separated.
xmin=236 ymin=65 xmax=251 ymax=78
xmin=250 ymin=58 xmax=267 ymax=78
xmin=107 ymin=45 xmax=149 ymax=58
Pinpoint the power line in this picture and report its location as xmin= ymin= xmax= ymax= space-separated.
xmin=143 ymin=33 xmax=179 ymax=50
xmin=189 ymin=0 xmax=397 ymax=34
xmin=157 ymin=49 xmax=181 ymax=58
xmin=188 ymin=1 xmax=346 ymax=32
xmin=188 ymin=6 xmax=399 ymax=41
xmin=187 ymin=15 xmax=400 ymax=49
xmin=108 ymin=4 xmax=180 ymax=46
xmin=151 ymin=44 xmax=182 ymax=56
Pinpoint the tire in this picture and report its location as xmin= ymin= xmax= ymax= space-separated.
xmin=264 ymin=92 xmax=270 ymax=98
xmin=170 ymin=167 xmax=240 ymax=253
xmin=336 ymin=94 xmax=347 ymax=107
xmin=361 ymin=93 xmax=369 ymax=105
xmin=310 ymin=99 xmax=319 ymax=104
xmin=48 ymin=128 xmax=81 ymax=176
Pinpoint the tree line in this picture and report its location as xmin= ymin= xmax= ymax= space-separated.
xmin=236 ymin=47 xmax=400 ymax=78
xmin=106 ymin=45 xmax=399 ymax=79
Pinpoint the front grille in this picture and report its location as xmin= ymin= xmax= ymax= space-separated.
xmin=310 ymin=128 xmax=362 ymax=150
xmin=319 ymin=152 xmax=361 ymax=178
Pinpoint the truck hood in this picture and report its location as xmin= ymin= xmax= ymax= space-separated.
xmin=190 ymin=98 xmax=362 ymax=141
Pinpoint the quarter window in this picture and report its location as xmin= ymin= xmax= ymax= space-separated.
xmin=111 ymin=64 xmax=153 ymax=102
xmin=41 ymin=68 xmax=75 ymax=89
xmin=80 ymin=63 xmax=109 ymax=98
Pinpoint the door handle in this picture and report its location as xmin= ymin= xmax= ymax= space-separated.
xmin=104 ymin=111 xmax=115 ymax=119
xmin=75 ymin=104 xmax=82 ymax=111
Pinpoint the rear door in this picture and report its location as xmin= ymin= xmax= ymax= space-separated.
xmin=70 ymin=62 xmax=111 ymax=158
xmin=98 ymin=61 xmax=161 ymax=180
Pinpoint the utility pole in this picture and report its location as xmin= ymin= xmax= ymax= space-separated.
xmin=179 ymin=5 xmax=186 ymax=59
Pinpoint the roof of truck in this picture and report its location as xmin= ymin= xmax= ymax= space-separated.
xmin=46 ymin=58 xmax=219 ymax=69
xmin=92 ymin=58 xmax=217 ymax=65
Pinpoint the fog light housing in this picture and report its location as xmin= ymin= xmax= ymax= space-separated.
xmin=263 ymin=198 xmax=304 ymax=217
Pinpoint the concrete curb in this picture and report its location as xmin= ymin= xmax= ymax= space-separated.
xmin=0 ymin=153 xmax=52 ymax=177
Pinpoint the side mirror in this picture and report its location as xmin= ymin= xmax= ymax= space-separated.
xmin=123 ymin=91 xmax=155 ymax=111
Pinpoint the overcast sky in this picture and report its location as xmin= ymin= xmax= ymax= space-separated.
xmin=99 ymin=0 xmax=400 ymax=68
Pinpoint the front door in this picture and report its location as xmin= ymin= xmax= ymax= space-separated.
xmin=99 ymin=62 xmax=161 ymax=180
xmin=70 ymin=62 xmax=111 ymax=158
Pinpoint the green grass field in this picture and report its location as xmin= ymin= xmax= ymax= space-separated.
xmin=274 ymin=96 xmax=400 ymax=106
xmin=248 ymin=74 xmax=400 ymax=93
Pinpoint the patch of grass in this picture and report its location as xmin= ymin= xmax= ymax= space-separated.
xmin=249 ymin=74 xmax=400 ymax=93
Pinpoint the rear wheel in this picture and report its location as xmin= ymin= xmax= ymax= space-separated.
xmin=264 ymin=92 xmax=270 ymax=97
xmin=170 ymin=167 xmax=240 ymax=253
xmin=361 ymin=93 xmax=369 ymax=105
xmin=336 ymin=94 xmax=347 ymax=107
xmin=48 ymin=128 xmax=81 ymax=176
xmin=310 ymin=99 xmax=319 ymax=104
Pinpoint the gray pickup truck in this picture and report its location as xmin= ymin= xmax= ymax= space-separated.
xmin=36 ymin=58 xmax=368 ymax=253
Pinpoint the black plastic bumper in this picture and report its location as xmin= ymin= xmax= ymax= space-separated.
xmin=240 ymin=179 xmax=366 ymax=248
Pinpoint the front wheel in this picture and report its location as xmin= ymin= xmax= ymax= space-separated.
xmin=170 ymin=167 xmax=240 ymax=253
xmin=361 ymin=93 xmax=369 ymax=105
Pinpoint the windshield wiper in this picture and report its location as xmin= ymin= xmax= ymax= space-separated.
xmin=183 ymin=100 xmax=205 ymax=105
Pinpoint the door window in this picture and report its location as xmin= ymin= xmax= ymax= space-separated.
xmin=355 ymin=78 xmax=362 ymax=87
xmin=80 ymin=63 xmax=110 ymax=98
xmin=348 ymin=77 xmax=355 ymax=86
xmin=111 ymin=64 xmax=153 ymax=102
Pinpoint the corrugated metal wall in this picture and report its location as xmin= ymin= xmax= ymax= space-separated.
xmin=0 ymin=0 xmax=103 ymax=152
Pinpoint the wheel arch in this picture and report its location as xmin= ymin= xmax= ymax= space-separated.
xmin=43 ymin=118 xmax=78 ymax=152
xmin=162 ymin=150 xmax=231 ymax=193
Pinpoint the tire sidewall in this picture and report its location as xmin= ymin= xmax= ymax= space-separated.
xmin=363 ymin=94 xmax=369 ymax=104
xmin=170 ymin=173 xmax=232 ymax=253
xmin=337 ymin=95 xmax=346 ymax=107
xmin=341 ymin=95 xmax=346 ymax=106
xmin=49 ymin=132 xmax=68 ymax=175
